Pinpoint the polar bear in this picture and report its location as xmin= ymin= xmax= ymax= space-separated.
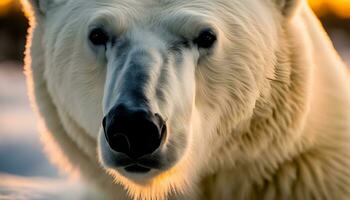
xmin=22 ymin=0 xmax=350 ymax=199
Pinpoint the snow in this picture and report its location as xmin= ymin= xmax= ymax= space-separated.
xmin=0 ymin=173 xmax=84 ymax=200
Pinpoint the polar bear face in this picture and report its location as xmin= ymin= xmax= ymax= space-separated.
xmin=26 ymin=0 xmax=301 ymax=198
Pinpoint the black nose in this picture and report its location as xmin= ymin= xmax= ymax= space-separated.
xmin=102 ymin=104 xmax=166 ymax=158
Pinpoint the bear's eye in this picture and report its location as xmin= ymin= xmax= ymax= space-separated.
xmin=194 ymin=29 xmax=217 ymax=49
xmin=89 ymin=28 xmax=109 ymax=46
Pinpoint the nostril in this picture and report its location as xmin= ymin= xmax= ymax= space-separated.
xmin=155 ymin=113 xmax=167 ymax=139
xmin=108 ymin=133 xmax=130 ymax=154
xmin=160 ymin=121 xmax=167 ymax=140
xmin=102 ymin=117 xmax=107 ymax=139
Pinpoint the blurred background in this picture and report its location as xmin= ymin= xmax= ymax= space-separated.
xmin=0 ymin=0 xmax=349 ymax=199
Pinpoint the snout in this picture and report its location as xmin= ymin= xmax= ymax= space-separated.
xmin=99 ymin=45 xmax=187 ymax=177
xmin=102 ymin=104 xmax=167 ymax=172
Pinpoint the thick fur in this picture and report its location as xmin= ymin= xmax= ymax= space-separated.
xmin=22 ymin=0 xmax=350 ymax=199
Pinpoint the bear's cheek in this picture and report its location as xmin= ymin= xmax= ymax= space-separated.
xmin=44 ymin=55 xmax=106 ymax=138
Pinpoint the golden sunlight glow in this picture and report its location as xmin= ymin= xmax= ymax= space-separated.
xmin=0 ymin=0 xmax=11 ymax=7
xmin=309 ymin=0 xmax=350 ymax=18
xmin=0 ymin=0 xmax=12 ymax=14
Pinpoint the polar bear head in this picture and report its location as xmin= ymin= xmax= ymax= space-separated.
xmin=25 ymin=0 xmax=302 ymax=199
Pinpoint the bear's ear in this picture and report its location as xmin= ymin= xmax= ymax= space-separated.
xmin=274 ymin=0 xmax=302 ymax=17
xmin=24 ymin=0 xmax=65 ymax=17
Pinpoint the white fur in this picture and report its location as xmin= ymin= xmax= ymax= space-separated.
xmin=22 ymin=0 xmax=350 ymax=199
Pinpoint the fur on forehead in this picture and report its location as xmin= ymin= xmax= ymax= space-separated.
xmin=24 ymin=0 xmax=302 ymax=20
